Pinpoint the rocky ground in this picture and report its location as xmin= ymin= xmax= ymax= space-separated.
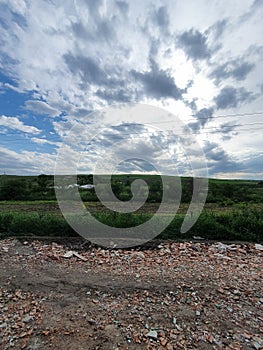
xmin=0 ymin=239 xmax=262 ymax=350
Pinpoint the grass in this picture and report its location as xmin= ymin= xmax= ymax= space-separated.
xmin=0 ymin=200 xmax=57 ymax=205
xmin=1 ymin=208 xmax=262 ymax=242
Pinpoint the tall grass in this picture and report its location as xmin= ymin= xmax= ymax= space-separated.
xmin=0 ymin=212 xmax=76 ymax=237
xmin=0 ymin=208 xmax=262 ymax=242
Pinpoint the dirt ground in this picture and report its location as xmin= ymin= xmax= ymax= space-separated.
xmin=0 ymin=239 xmax=262 ymax=350
xmin=0 ymin=202 xmax=239 ymax=215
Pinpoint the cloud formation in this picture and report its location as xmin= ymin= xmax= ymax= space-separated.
xmin=0 ymin=115 xmax=40 ymax=134
xmin=0 ymin=0 xmax=262 ymax=178
xmin=214 ymin=86 xmax=255 ymax=110
xmin=177 ymin=29 xmax=211 ymax=60
xmin=24 ymin=101 xmax=60 ymax=118
xmin=210 ymin=59 xmax=255 ymax=84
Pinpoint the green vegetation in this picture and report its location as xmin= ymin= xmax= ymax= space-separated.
xmin=0 ymin=212 xmax=75 ymax=237
xmin=1 ymin=174 xmax=262 ymax=204
xmin=0 ymin=174 xmax=55 ymax=201
xmin=0 ymin=174 xmax=262 ymax=242
xmin=0 ymin=208 xmax=262 ymax=242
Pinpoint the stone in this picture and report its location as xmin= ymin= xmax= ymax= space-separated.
xmin=146 ymin=330 xmax=158 ymax=339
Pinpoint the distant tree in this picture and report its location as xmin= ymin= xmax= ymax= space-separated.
xmin=0 ymin=179 xmax=28 ymax=200
xmin=37 ymin=174 xmax=50 ymax=190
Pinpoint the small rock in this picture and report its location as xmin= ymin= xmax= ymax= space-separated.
xmin=146 ymin=330 xmax=158 ymax=339
xmin=63 ymin=251 xmax=74 ymax=258
xmin=253 ymin=342 xmax=262 ymax=350
xmin=255 ymin=244 xmax=263 ymax=251
xmin=22 ymin=315 xmax=33 ymax=323
xmin=213 ymin=253 xmax=231 ymax=260
xmin=160 ymin=337 xmax=168 ymax=346
xmin=192 ymin=244 xmax=201 ymax=252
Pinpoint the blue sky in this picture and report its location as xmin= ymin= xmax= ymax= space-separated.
xmin=0 ymin=0 xmax=263 ymax=179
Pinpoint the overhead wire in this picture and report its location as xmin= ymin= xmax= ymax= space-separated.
xmin=0 ymin=111 xmax=263 ymax=144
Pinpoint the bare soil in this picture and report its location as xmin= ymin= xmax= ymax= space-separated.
xmin=0 ymin=202 xmax=240 ymax=215
xmin=0 ymin=239 xmax=262 ymax=349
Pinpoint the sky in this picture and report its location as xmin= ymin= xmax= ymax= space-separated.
xmin=0 ymin=0 xmax=263 ymax=179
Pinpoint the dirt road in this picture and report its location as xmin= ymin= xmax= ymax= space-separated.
xmin=0 ymin=239 xmax=262 ymax=349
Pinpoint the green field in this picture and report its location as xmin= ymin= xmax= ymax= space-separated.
xmin=0 ymin=174 xmax=262 ymax=242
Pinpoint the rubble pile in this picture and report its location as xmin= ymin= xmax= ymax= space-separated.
xmin=0 ymin=239 xmax=262 ymax=349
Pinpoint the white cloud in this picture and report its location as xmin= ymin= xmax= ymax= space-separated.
xmin=31 ymin=137 xmax=61 ymax=146
xmin=0 ymin=115 xmax=41 ymax=134
xmin=24 ymin=100 xmax=60 ymax=117
xmin=0 ymin=0 xmax=262 ymax=178
xmin=0 ymin=146 xmax=56 ymax=175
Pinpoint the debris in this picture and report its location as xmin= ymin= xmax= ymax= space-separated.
xmin=72 ymin=251 xmax=88 ymax=261
xmin=253 ymin=342 xmax=262 ymax=350
xmin=255 ymin=243 xmax=263 ymax=251
xmin=62 ymin=251 xmax=87 ymax=261
xmin=160 ymin=337 xmax=168 ymax=346
xmin=22 ymin=315 xmax=34 ymax=323
xmin=213 ymin=253 xmax=232 ymax=260
xmin=146 ymin=330 xmax=158 ymax=339
xmin=0 ymin=238 xmax=262 ymax=350
xmin=209 ymin=242 xmax=229 ymax=253
xmin=63 ymin=251 xmax=74 ymax=258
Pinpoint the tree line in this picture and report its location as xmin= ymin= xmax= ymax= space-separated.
xmin=0 ymin=174 xmax=262 ymax=204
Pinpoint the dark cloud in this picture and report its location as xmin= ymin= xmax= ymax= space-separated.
xmin=131 ymin=60 xmax=184 ymax=100
xmin=64 ymin=54 xmax=106 ymax=85
xmin=205 ymin=143 xmax=263 ymax=177
xmin=96 ymin=88 xmax=132 ymax=103
xmin=117 ymin=159 xmax=156 ymax=173
xmin=208 ymin=19 xmax=228 ymax=39
xmin=241 ymin=152 xmax=263 ymax=173
xmin=188 ymin=107 xmax=214 ymax=132
xmin=64 ymin=54 xmax=124 ymax=90
xmin=65 ymin=53 xmax=153 ymax=104
xmin=72 ymin=0 xmax=116 ymax=43
xmin=71 ymin=22 xmax=90 ymax=40
xmin=252 ymin=0 xmax=263 ymax=8
xmin=203 ymin=141 xmax=241 ymax=174
xmin=80 ymin=0 xmax=104 ymax=16
xmin=72 ymin=19 xmax=115 ymax=42
xmin=210 ymin=59 xmax=255 ymax=83
xmin=239 ymin=0 xmax=263 ymax=23
xmin=214 ymin=86 xmax=255 ymax=110
xmin=219 ymin=122 xmax=239 ymax=140
xmin=115 ymin=1 xmax=129 ymax=14
xmin=155 ymin=6 xmax=169 ymax=29
xmin=177 ymin=29 xmax=211 ymax=60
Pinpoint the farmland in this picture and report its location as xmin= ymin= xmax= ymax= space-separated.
xmin=0 ymin=174 xmax=262 ymax=242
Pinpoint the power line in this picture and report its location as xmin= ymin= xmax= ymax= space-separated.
xmin=1 ymin=126 xmax=262 ymax=145
xmin=149 ymin=110 xmax=263 ymax=124
xmin=1 ymin=114 xmax=263 ymax=144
